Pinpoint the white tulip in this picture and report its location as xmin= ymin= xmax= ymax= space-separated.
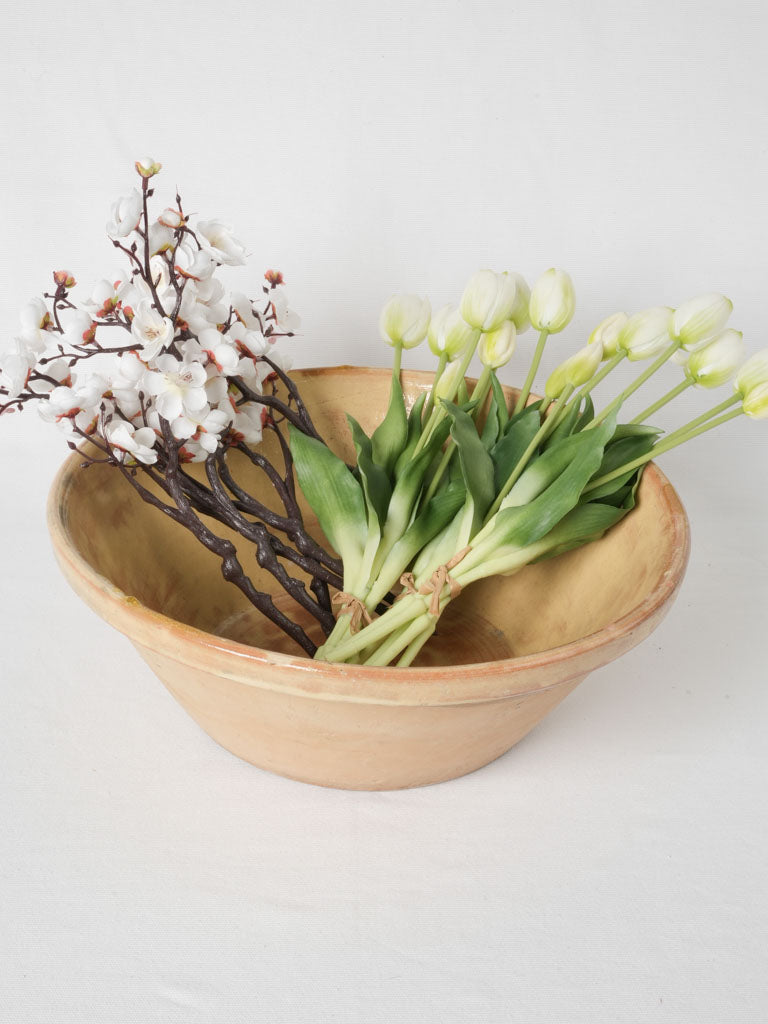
xmin=504 ymin=272 xmax=532 ymax=333
xmin=379 ymin=294 xmax=431 ymax=349
xmin=685 ymin=329 xmax=745 ymax=388
xmin=529 ymin=268 xmax=575 ymax=333
xmin=734 ymin=349 xmax=768 ymax=397
xmin=545 ymin=341 xmax=603 ymax=399
xmin=589 ymin=312 xmax=628 ymax=359
xmin=459 ymin=270 xmax=519 ymax=332
xmin=734 ymin=349 xmax=768 ymax=417
xmin=672 ymin=293 xmax=733 ymax=350
xmin=478 ymin=321 xmax=517 ymax=369
xmin=433 ymin=359 xmax=466 ymax=401
xmin=427 ymin=305 xmax=478 ymax=358
xmin=618 ymin=307 xmax=674 ymax=361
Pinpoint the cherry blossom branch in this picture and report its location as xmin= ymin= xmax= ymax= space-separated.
xmin=156 ymin=419 xmax=318 ymax=656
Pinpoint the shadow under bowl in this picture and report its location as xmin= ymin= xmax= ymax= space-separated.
xmin=47 ymin=366 xmax=690 ymax=789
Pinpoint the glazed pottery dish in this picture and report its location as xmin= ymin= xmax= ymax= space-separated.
xmin=48 ymin=367 xmax=690 ymax=789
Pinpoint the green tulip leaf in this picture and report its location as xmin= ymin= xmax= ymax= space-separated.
xmin=347 ymin=414 xmax=392 ymax=528
xmin=371 ymin=369 xmax=408 ymax=479
xmin=289 ymin=427 xmax=367 ymax=563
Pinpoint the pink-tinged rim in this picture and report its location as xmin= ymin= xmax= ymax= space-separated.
xmin=47 ymin=366 xmax=691 ymax=708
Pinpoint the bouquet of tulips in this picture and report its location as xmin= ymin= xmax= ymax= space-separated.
xmin=2 ymin=161 xmax=766 ymax=667
xmin=291 ymin=273 xmax=764 ymax=666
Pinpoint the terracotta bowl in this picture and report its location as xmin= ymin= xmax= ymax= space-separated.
xmin=47 ymin=367 xmax=690 ymax=790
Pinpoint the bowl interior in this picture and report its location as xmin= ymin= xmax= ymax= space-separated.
xmin=54 ymin=367 xmax=687 ymax=666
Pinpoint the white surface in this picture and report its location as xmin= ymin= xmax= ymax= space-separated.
xmin=1 ymin=0 xmax=767 ymax=1020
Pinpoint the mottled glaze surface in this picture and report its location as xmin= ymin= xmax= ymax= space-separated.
xmin=47 ymin=367 xmax=690 ymax=789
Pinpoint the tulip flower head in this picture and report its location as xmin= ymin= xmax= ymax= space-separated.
xmin=673 ymin=293 xmax=733 ymax=351
xmin=428 ymin=305 xmax=478 ymax=359
xmin=459 ymin=270 xmax=520 ymax=332
xmin=618 ymin=307 xmax=674 ymax=361
xmin=589 ymin=312 xmax=628 ymax=359
xmin=379 ymin=294 xmax=431 ymax=349
xmin=735 ymin=349 xmax=768 ymax=417
xmin=478 ymin=321 xmax=517 ymax=369
xmin=433 ymin=358 xmax=466 ymax=401
xmin=545 ymin=341 xmax=603 ymax=399
xmin=685 ymin=329 xmax=745 ymax=388
xmin=529 ymin=268 xmax=576 ymax=333
xmin=504 ymin=271 xmax=532 ymax=333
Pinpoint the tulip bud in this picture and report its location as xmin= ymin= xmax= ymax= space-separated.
xmin=433 ymin=359 xmax=465 ymax=401
xmin=588 ymin=312 xmax=628 ymax=359
xmin=379 ymin=294 xmax=431 ymax=349
xmin=459 ymin=270 xmax=519 ymax=332
xmin=742 ymin=383 xmax=768 ymax=419
xmin=428 ymin=305 xmax=478 ymax=358
xmin=685 ymin=329 xmax=745 ymax=388
xmin=529 ymin=268 xmax=575 ymax=333
xmin=478 ymin=321 xmax=517 ymax=369
xmin=672 ymin=292 xmax=733 ymax=350
xmin=135 ymin=157 xmax=162 ymax=179
xmin=618 ymin=307 xmax=673 ymax=361
xmin=504 ymin=271 xmax=532 ymax=333
xmin=545 ymin=341 xmax=603 ymax=399
xmin=734 ymin=349 xmax=768 ymax=397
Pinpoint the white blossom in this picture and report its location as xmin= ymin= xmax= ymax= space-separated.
xmin=106 ymin=190 xmax=143 ymax=238
xmin=144 ymin=355 xmax=208 ymax=421
xmin=174 ymin=240 xmax=216 ymax=281
xmin=104 ymin=419 xmax=158 ymax=464
xmin=197 ymin=328 xmax=239 ymax=374
xmin=197 ymin=220 xmax=247 ymax=266
xmin=0 ymin=348 xmax=34 ymax=399
xmin=131 ymin=299 xmax=174 ymax=360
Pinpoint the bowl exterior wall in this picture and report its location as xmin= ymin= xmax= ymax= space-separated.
xmin=135 ymin=640 xmax=587 ymax=789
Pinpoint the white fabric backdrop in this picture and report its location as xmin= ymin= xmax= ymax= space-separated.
xmin=1 ymin=0 xmax=766 ymax=1019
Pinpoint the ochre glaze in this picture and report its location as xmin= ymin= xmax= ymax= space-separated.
xmin=47 ymin=367 xmax=690 ymax=789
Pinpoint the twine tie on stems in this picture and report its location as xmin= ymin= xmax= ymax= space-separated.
xmin=400 ymin=546 xmax=472 ymax=616
xmin=331 ymin=592 xmax=373 ymax=634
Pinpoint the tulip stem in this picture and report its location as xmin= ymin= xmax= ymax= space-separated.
xmin=419 ymin=367 xmax=494 ymax=508
xmin=583 ymin=405 xmax=744 ymax=494
xmin=559 ymin=351 xmax=627 ymax=422
xmin=661 ymin=391 xmax=742 ymax=446
xmin=392 ymin=341 xmax=403 ymax=380
xmin=413 ymin=333 xmax=481 ymax=457
xmin=630 ymin=378 xmax=693 ymax=424
xmin=485 ymin=384 xmax=575 ymax=521
xmin=588 ymin=340 xmax=682 ymax=428
xmin=422 ymin=351 xmax=448 ymax=422
xmin=514 ymin=329 xmax=549 ymax=414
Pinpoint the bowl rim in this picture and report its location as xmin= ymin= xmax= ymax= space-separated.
xmin=47 ymin=365 xmax=691 ymax=707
